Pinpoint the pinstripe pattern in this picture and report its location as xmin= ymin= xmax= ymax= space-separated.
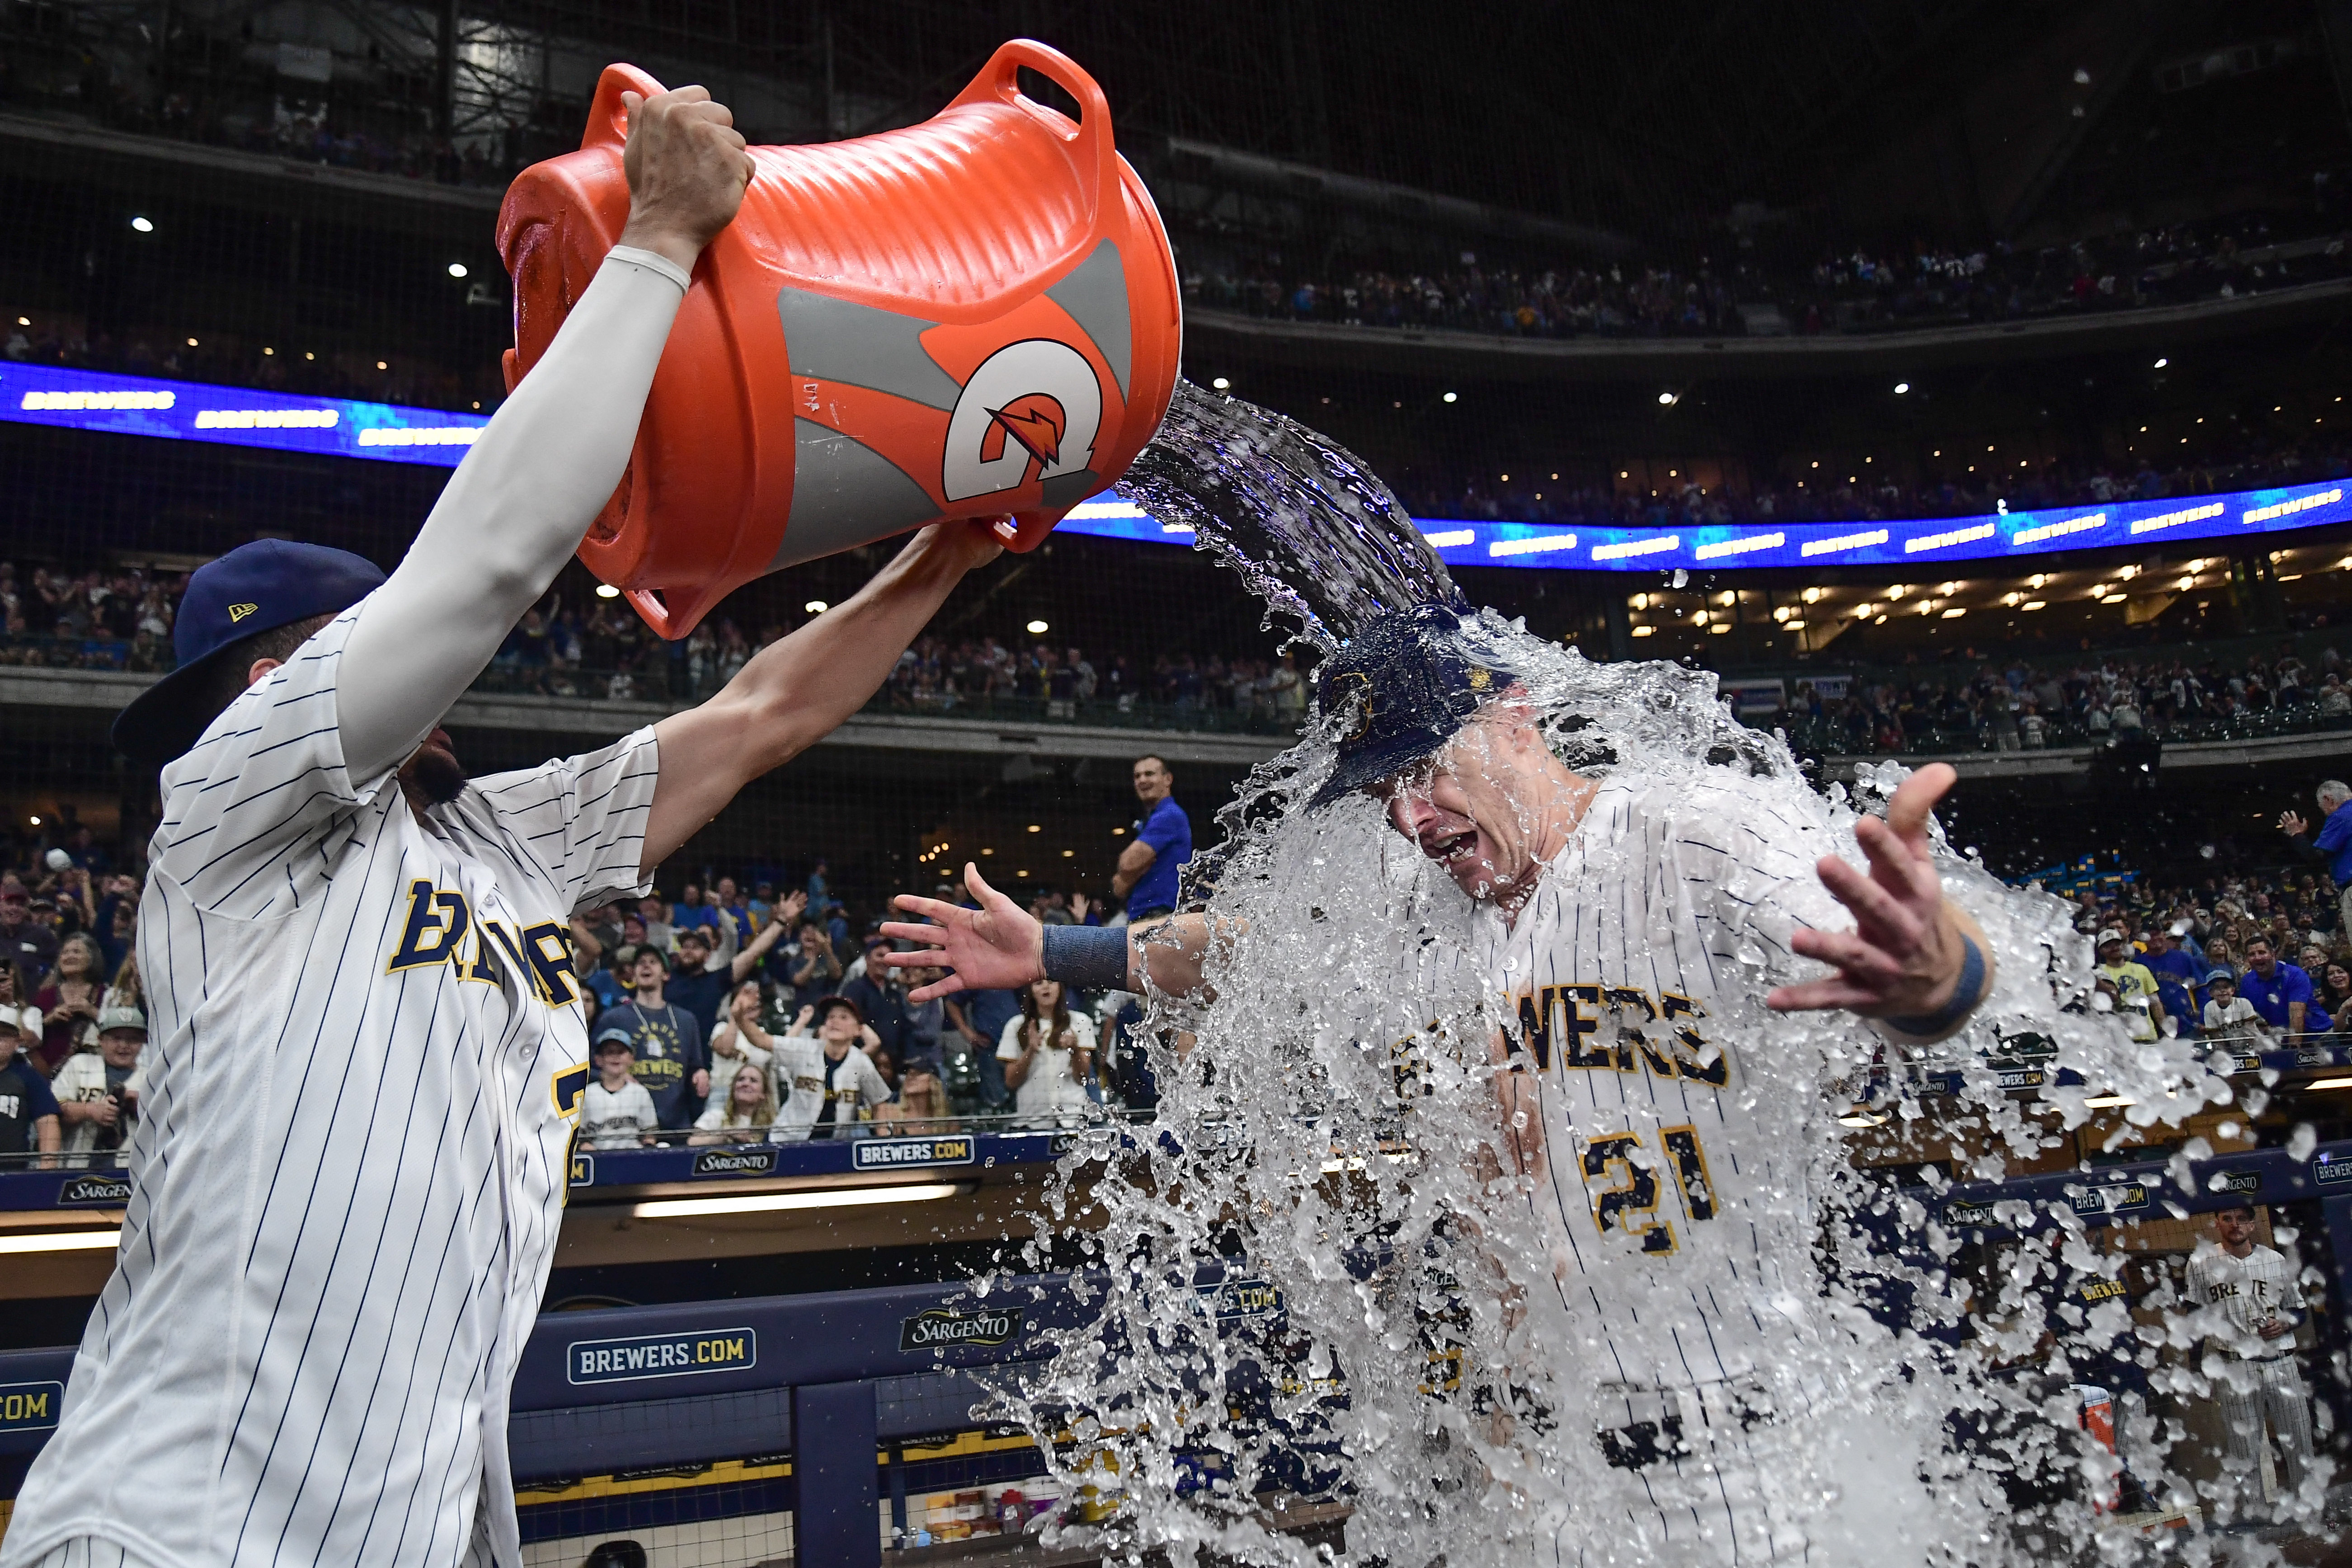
xmin=0 ymin=608 xmax=659 ymax=1568
xmin=2186 ymin=1243 xmax=2315 ymax=1495
xmin=1469 ymin=776 xmax=1879 ymax=1565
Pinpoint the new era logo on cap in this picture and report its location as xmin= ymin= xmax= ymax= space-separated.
xmin=228 ymin=603 xmax=259 ymax=623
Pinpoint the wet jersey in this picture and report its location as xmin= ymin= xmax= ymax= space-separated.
xmin=1476 ymin=772 xmax=1852 ymax=1395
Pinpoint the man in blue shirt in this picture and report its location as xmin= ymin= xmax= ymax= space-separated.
xmin=1113 ymin=753 xmax=1192 ymax=919
xmin=2237 ymin=935 xmax=2332 ymax=1036
xmin=595 ymin=947 xmax=711 ymax=1130
xmin=2281 ymin=780 xmax=2352 ymax=936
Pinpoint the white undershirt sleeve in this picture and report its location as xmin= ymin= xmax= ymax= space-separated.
xmin=338 ymin=245 xmax=688 ymax=781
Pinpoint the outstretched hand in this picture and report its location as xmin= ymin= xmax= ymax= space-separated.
xmin=1767 ymin=762 xmax=1980 ymax=1021
xmin=2281 ymin=810 xmax=2311 ymax=838
xmin=879 ymin=863 xmax=1045 ymax=1003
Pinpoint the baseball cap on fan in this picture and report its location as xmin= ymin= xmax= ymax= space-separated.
xmin=1309 ymin=600 xmax=1517 ymax=809
xmin=112 ymin=539 xmax=386 ymax=768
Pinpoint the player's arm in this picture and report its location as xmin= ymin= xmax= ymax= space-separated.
xmin=642 ymin=522 xmax=1001 ymax=870
xmin=1486 ymin=1025 xmax=1543 ymax=1179
xmin=880 ymin=863 xmax=1237 ymax=1002
xmin=1764 ymin=763 xmax=1997 ymax=1045
xmin=332 ymin=88 xmax=753 ymax=782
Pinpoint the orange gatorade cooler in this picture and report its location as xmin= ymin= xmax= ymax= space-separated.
xmin=497 ymin=40 xmax=1182 ymax=637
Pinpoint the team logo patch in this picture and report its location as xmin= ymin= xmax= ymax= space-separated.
xmin=941 ymin=340 xmax=1101 ymax=502
xmin=227 ymin=602 xmax=258 ymax=623
xmin=568 ymin=1152 xmax=595 ymax=1188
xmin=551 ymin=1063 xmax=590 ymax=1119
xmin=899 ymin=1306 xmax=1025 ymax=1352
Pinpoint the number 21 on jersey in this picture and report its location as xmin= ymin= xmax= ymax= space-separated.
xmin=1581 ymin=1124 xmax=1717 ymax=1254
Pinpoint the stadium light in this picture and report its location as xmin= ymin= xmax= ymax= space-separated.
xmin=1442 ymin=391 xmax=1458 ymax=403
xmin=1026 ymin=824 xmax=1042 ymax=833
xmin=633 ymin=1183 xmax=967 ymax=1220
xmin=447 ymin=262 xmax=468 ymax=278
xmin=804 ymin=599 xmax=828 ymax=613
xmin=1893 ymin=382 xmax=1910 ymax=395
xmin=2154 ymin=357 xmax=2169 ymax=368
xmin=130 ymin=216 xmax=154 ymax=233
xmin=1657 ymin=391 xmax=1678 ymax=406
xmin=2303 ymin=1077 xmax=2352 ymax=1091
xmin=1211 ymin=377 xmax=1230 ymax=390
xmin=594 ymin=583 xmax=620 ymax=599
xmin=1026 ymin=619 xmax=1049 ymax=634
xmin=0 ymin=1229 xmax=119 ymax=1254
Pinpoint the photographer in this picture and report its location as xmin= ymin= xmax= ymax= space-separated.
xmin=53 ymin=1008 xmax=145 ymax=1165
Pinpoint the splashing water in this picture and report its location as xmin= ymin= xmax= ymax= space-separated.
xmin=972 ymin=382 xmax=2297 ymax=1566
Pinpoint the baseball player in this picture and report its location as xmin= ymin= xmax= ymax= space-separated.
xmin=1 ymin=85 xmax=1003 ymax=1568
xmin=884 ymin=603 xmax=2000 ymax=1563
xmin=2183 ymin=1202 xmax=2315 ymax=1505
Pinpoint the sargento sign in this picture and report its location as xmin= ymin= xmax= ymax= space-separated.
xmin=899 ymin=1306 xmax=1026 ymax=1352
xmin=55 ymin=1173 xmax=132 ymax=1207
xmin=853 ymin=1135 xmax=976 ymax=1171
xmin=567 ymin=1328 xmax=755 ymax=1384
xmin=691 ymin=1147 xmax=778 ymax=1178
xmin=7 ymin=363 xmax=2348 ymax=574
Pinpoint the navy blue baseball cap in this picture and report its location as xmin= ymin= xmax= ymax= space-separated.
xmin=1310 ymin=602 xmax=1518 ymax=808
xmin=113 ymin=539 xmax=386 ymax=765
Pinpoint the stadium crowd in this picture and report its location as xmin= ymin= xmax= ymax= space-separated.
xmin=5 ymin=752 xmax=2352 ymax=1162
xmin=1183 ymin=203 xmax=2352 ymax=344
xmin=1788 ymin=640 xmax=2352 ymax=757
xmin=0 ymin=753 xmax=1202 ymax=1161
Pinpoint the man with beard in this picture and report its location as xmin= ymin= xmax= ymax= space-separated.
xmin=4 ymin=85 xmax=1003 ymax=1568
xmin=884 ymin=603 xmax=2002 ymax=1563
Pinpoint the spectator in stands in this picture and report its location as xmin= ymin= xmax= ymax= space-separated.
xmin=673 ymin=882 xmax=720 ymax=942
xmin=0 ymin=879 xmax=58 ymax=982
xmin=2280 ymin=781 xmax=2352 ymax=935
xmin=2321 ymin=963 xmax=2352 ymax=1032
xmin=773 ymin=996 xmax=892 ymax=1141
xmin=35 ymin=932 xmax=107 ymax=1073
xmin=2239 ymin=936 xmax=2329 ymax=1035
xmin=582 ymin=1036 xmax=659 ymax=1149
xmin=806 ymin=859 xmax=831 ymax=913
xmin=0 ymin=1004 xmax=60 ymax=1163
xmin=0 ymin=962 xmax=38 ymax=1056
xmin=786 ymin=919 xmax=842 ymax=1012
xmin=843 ymin=935 xmax=912 ymax=1059
xmin=689 ymin=1061 xmax=777 ymax=1144
xmin=597 ymin=947 xmax=710 ymax=1132
xmin=667 ymin=897 xmax=797 ymax=1034
xmin=53 ymin=1007 xmax=144 ymax=1163
xmin=2204 ymin=972 xmax=2268 ymax=1040
xmin=877 ymin=1065 xmax=951 ymax=1135
xmin=1113 ymin=755 xmax=1193 ymax=920
xmin=2094 ymin=931 xmax=2166 ymax=1041
xmin=638 ymin=894 xmax=675 ymax=955
xmin=998 ymin=977 xmax=1096 ymax=1127
xmin=708 ymin=981 xmax=776 ymax=1086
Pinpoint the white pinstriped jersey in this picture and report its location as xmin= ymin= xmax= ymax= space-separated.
xmin=1476 ymin=774 xmax=1849 ymax=1397
xmin=2 ymin=605 xmax=659 ymax=1568
xmin=2185 ymin=1243 xmax=2302 ymax=1347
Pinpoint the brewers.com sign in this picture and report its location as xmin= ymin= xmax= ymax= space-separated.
xmin=899 ymin=1306 xmax=1026 ymax=1353
xmin=567 ymin=1328 xmax=756 ymax=1385
xmin=855 ymin=1135 xmax=977 ymax=1172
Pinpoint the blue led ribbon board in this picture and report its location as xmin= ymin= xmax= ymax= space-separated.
xmin=8 ymin=363 xmax=2346 ymax=569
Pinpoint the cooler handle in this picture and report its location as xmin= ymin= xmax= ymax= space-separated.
xmin=583 ymin=62 xmax=672 ymax=153
xmin=621 ymin=582 xmax=715 ymax=643
xmin=950 ymin=39 xmax=1115 ymax=229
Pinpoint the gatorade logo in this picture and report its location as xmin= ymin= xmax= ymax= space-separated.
xmin=942 ymin=339 xmax=1101 ymax=502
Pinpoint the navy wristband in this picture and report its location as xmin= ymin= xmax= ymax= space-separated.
xmin=1884 ymin=933 xmax=1986 ymax=1038
xmin=1040 ymin=922 xmax=1130 ymax=993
